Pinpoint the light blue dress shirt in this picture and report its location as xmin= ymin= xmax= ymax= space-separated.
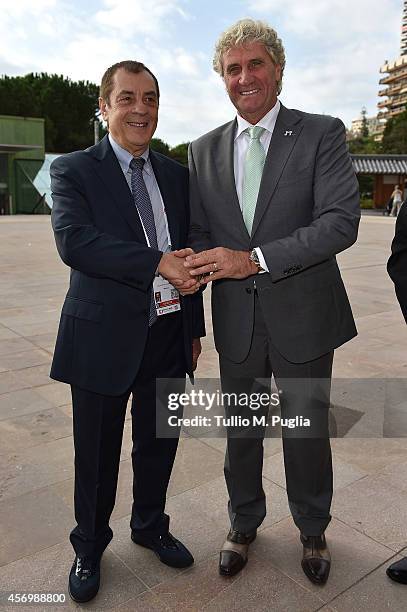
xmin=108 ymin=134 xmax=170 ymax=253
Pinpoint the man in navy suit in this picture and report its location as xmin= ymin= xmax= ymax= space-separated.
xmin=50 ymin=60 xmax=205 ymax=603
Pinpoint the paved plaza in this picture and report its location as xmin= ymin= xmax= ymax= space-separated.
xmin=0 ymin=214 xmax=406 ymax=611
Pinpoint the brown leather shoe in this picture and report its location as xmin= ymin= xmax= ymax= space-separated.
xmin=219 ymin=529 xmax=257 ymax=577
xmin=300 ymin=533 xmax=331 ymax=585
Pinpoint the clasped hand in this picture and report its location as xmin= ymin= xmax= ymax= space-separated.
xmin=158 ymin=248 xmax=201 ymax=295
xmin=184 ymin=247 xmax=258 ymax=283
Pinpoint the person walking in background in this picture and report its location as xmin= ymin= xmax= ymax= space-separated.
xmin=50 ymin=60 xmax=205 ymax=603
xmin=390 ymin=184 xmax=403 ymax=217
xmin=185 ymin=18 xmax=360 ymax=585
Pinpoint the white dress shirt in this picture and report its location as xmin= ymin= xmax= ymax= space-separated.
xmin=233 ymin=100 xmax=281 ymax=271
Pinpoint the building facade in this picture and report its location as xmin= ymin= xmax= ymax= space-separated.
xmin=376 ymin=1 xmax=407 ymax=139
xmin=350 ymin=114 xmax=380 ymax=137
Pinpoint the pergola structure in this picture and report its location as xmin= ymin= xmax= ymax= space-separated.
xmin=350 ymin=154 xmax=407 ymax=208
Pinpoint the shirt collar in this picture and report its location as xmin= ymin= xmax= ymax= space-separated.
xmin=108 ymin=133 xmax=151 ymax=175
xmin=235 ymin=99 xmax=281 ymax=141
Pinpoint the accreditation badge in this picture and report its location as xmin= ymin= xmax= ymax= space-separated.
xmin=153 ymin=275 xmax=181 ymax=316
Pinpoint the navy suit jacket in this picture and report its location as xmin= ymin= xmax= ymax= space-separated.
xmin=388 ymin=203 xmax=407 ymax=323
xmin=50 ymin=135 xmax=205 ymax=395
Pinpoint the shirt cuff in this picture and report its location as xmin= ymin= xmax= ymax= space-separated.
xmin=255 ymin=248 xmax=269 ymax=273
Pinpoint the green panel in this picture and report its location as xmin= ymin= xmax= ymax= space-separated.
xmin=0 ymin=153 xmax=9 ymax=214
xmin=0 ymin=115 xmax=45 ymax=160
xmin=14 ymin=159 xmax=49 ymax=214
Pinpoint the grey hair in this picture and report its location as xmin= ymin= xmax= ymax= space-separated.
xmin=213 ymin=18 xmax=286 ymax=95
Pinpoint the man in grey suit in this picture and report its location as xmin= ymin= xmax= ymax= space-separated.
xmin=185 ymin=19 xmax=360 ymax=584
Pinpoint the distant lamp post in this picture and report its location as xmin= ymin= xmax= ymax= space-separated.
xmin=94 ymin=119 xmax=100 ymax=144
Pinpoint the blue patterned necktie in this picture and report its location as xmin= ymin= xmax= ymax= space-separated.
xmin=242 ymin=126 xmax=266 ymax=235
xmin=130 ymin=157 xmax=158 ymax=327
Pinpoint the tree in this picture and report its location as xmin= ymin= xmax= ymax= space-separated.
xmin=381 ymin=109 xmax=407 ymax=154
xmin=347 ymin=106 xmax=379 ymax=155
xmin=0 ymin=73 xmax=100 ymax=152
xmin=169 ymin=143 xmax=189 ymax=165
xmin=360 ymin=106 xmax=369 ymax=138
xmin=150 ymin=139 xmax=189 ymax=166
xmin=150 ymin=138 xmax=171 ymax=156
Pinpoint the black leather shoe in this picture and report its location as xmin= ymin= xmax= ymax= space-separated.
xmin=219 ymin=529 xmax=257 ymax=577
xmin=68 ymin=556 xmax=100 ymax=603
xmin=386 ymin=557 xmax=407 ymax=584
xmin=300 ymin=533 xmax=331 ymax=585
xmin=131 ymin=531 xmax=194 ymax=568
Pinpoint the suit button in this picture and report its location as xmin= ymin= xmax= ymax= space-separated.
xmin=245 ymin=288 xmax=252 ymax=294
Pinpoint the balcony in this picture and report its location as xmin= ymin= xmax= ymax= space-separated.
xmin=379 ymin=69 xmax=407 ymax=84
xmin=378 ymin=83 xmax=402 ymax=96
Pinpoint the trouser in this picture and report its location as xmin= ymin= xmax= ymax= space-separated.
xmin=69 ymin=311 xmax=186 ymax=559
xmin=219 ymin=295 xmax=333 ymax=537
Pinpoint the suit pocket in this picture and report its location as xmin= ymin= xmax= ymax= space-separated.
xmin=62 ymin=297 xmax=103 ymax=323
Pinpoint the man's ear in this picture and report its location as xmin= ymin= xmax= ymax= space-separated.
xmin=98 ymin=97 xmax=108 ymax=121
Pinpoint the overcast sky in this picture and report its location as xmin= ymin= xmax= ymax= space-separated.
xmin=0 ymin=0 xmax=403 ymax=145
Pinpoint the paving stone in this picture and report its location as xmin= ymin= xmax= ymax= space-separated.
xmin=254 ymin=517 xmax=395 ymax=603
xmin=332 ymin=474 xmax=407 ymax=551
xmin=34 ymin=382 xmax=72 ymax=408
xmin=0 ymin=348 xmax=52 ymax=373
xmin=330 ymin=438 xmax=407 ymax=473
xmin=0 ymin=337 xmax=36 ymax=357
xmin=0 ymin=436 xmax=73 ymax=500
xmin=153 ymin=554 xmax=325 ymax=612
xmin=0 ymin=488 xmax=72 ymax=566
xmin=0 ymin=388 xmax=56 ymax=421
xmin=0 ymin=406 xmax=72 ymax=453
xmin=167 ymin=437 xmax=225 ymax=497
xmin=328 ymin=554 xmax=407 ymax=612
xmin=0 ymin=542 xmax=147 ymax=610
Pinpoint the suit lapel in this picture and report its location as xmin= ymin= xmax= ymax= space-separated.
xmin=215 ymin=120 xmax=251 ymax=242
xmin=149 ymin=150 xmax=181 ymax=249
xmin=251 ymin=105 xmax=304 ymax=238
xmin=91 ymin=136 xmax=147 ymax=241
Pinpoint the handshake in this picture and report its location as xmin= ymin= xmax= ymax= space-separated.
xmin=158 ymin=247 xmax=260 ymax=295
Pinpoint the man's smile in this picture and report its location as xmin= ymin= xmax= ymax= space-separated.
xmin=240 ymin=88 xmax=260 ymax=96
xmin=127 ymin=121 xmax=149 ymax=127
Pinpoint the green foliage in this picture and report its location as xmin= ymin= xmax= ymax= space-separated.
xmin=169 ymin=143 xmax=189 ymax=165
xmin=381 ymin=109 xmax=407 ymax=154
xmin=0 ymin=73 xmax=100 ymax=153
xmin=347 ymin=134 xmax=379 ymax=154
xmin=357 ymin=174 xmax=374 ymax=200
xmin=360 ymin=107 xmax=369 ymax=138
xmin=151 ymin=138 xmax=190 ymax=166
xmin=150 ymin=138 xmax=171 ymax=156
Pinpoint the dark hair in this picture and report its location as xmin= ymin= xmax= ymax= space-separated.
xmin=100 ymin=60 xmax=160 ymax=103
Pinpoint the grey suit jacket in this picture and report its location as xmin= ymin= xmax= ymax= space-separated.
xmin=188 ymin=104 xmax=360 ymax=364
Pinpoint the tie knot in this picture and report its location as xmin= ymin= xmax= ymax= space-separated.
xmin=130 ymin=157 xmax=145 ymax=172
xmin=246 ymin=126 xmax=265 ymax=140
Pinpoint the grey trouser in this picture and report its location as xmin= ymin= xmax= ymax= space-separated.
xmin=219 ymin=294 xmax=333 ymax=536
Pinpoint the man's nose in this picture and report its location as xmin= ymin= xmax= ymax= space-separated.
xmin=239 ymin=67 xmax=253 ymax=85
xmin=131 ymin=98 xmax=148 ymax=114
